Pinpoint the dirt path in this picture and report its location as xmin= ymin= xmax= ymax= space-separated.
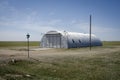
xmin=0 ymin=46 xmax=120 ymax=62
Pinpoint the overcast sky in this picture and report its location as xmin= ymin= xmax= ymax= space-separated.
xmin=0 ymin=0 xmax=120 ymax=41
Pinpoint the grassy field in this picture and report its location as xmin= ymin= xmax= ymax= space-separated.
xmin=0 ymin=41 xmax=40 ymax=47
xmin=0 ymin=41 xmax=120 ymax=80
xmin=103 ymin=41 xmax=120 ymax=46
xmin=0 ymin=52 xmax=120 ymax=80
xmin=0 ymin=41 xmax=120 ymax=47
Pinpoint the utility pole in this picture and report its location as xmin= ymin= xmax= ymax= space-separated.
xmin=64 ymin=31 xmax=68 ymax=48
xmin=90 ymin=15 xmax=92 ymax=50
xmin=26 ymin=33 xmax=30 ymax=58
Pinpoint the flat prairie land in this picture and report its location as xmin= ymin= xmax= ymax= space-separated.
xmin=0 ymin=41 xmax=39 ymax=47
xmin=0 ymin=41 xmax=120 ymax=80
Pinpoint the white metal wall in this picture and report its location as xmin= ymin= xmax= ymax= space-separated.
xmin=41 ymin=31 xmax=102 ymax=48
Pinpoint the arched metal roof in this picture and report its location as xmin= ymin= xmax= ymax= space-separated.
xmin=41 ymin=30 xmax=102 ymax=48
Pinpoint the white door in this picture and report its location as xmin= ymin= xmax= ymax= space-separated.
xmin=46 ymin=34 xmax=61 ymax=48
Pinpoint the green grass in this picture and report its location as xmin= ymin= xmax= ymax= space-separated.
xmin=0 ymin=41 xmax=120 ymax=47
xmin=0 ymin=41 xmax=40 ymax=47
xmin=103 ymin=41 xmax=120 ymax=46
xmin=0 ymin=50 xmax=120 ymax=80
xmin=0 ymin=41 xmax=120 ymax=80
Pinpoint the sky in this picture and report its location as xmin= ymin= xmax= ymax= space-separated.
xmin=0 ymin=0 xmax=120 ymax=41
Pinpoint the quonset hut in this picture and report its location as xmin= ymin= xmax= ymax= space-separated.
xmin=41 ymin=30 xmax=102 ymax=48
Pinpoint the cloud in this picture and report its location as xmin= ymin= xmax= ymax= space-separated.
xmin=0 ymin=30 xmax=26 ymax=41
xmin=0 ymin=2 xmax=59 ymax=30
xmin=92 ymin=26 xmax=120 ymax=41
xmin=0 ymin=1 xmax=120 ymax=41
xmin=47 ymin=19 xmax=61 ymax=25
xmin=49 ymin=12 xmax=55 ymax=16
xmin=66 ymin=21 xmax=120 ymax=41
xmin=0 ymin=1 xmax=61 ymax=41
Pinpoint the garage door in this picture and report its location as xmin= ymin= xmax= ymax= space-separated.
xmin=46 ymin=34 xmax=61 ymax=48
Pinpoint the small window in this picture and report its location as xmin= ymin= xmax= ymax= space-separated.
xmin=79 ymin=40 xmax=81 ymax=43
xmin=72 ymin=39 xmax=75 ymax=43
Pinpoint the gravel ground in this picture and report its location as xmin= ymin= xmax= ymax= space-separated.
xmin=0 ymin=46 xmax=120 ymax=62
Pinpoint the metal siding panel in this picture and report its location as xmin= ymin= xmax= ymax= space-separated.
xmin=41 ymin=31 xmax=102 ymax=48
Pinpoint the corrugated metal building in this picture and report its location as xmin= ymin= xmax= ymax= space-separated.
xmin=41 ymin=30 xmax=102 ymax=48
